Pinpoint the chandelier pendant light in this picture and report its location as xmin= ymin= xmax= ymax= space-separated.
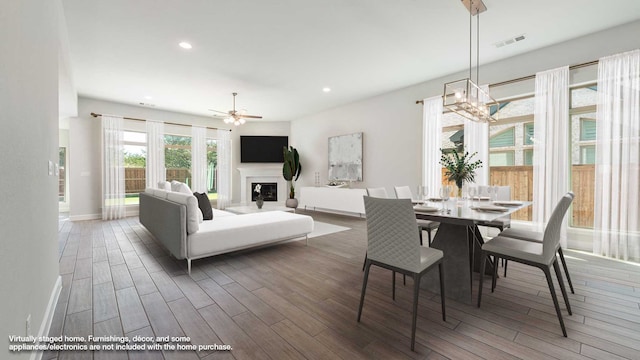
xmin=443 ymin=0 xmax=498 ymax=123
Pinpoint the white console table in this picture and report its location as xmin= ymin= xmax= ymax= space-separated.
xmin=298 ymin=187 xmax=367 ymax=217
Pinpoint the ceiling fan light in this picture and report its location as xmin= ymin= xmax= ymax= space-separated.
xmin=234 ymin=120 xmax=240 ymax=126
xmin=239 ymin=118 xmax=246 ymax=124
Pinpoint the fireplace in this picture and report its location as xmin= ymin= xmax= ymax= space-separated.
xmin=251 ymin=182 xmax=277 ymax=202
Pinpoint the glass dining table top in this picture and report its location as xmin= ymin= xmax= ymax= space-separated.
xmin=413 ymin=198 xmax=532 ymax=224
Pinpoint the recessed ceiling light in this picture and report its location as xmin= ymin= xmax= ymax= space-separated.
xmin=179 ymin=41 xmax=192 ymax=49
xmin=144 ymin=95 xmax=153 ymax=100
xmin=322 ymin=87 xmax=331 ymax=93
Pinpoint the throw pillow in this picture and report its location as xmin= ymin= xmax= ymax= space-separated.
xmin=158 ymin=181 xmax=171 ymax=191
xmin=170 ymin=180 xmax=180 ymax=192
xmin=193 ymin=192 xmax=213 ymax=220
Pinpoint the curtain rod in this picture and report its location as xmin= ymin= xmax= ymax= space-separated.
xmin=415 ymin=59 xmax=599 ymax=104
xmin=90 ymin=112 xmax=231 ymax=131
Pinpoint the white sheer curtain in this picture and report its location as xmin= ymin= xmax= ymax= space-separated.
xmin=145 ymin=120 xmax=165 ymax=188
xmin=191 ymin=126 xmax=207 ymax=193
xmin=464 ymin=84 xmax=490 ymax=185
xmin=594 ymin=49 xmax=640 ymax=261
xmin=533 ymin=66 xmax=570 ymax=245
xmin=422 ymin=95 xmax=443 ymax=197
xmin=102 ymin=115 xmax=125 ymax=220
xmin=216 ymin=129 xmax=232 ymax=209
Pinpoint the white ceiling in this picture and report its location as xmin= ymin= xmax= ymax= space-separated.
xmin=62 ymin=0 xmax=640 ymax=121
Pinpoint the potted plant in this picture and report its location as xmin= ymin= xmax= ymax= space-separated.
xmin=439 ymin=148 xmax=483 ymax=198
xmin=282 ymin=146 xmax=302 ymax=208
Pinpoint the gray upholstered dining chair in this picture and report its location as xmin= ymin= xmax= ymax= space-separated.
xmin=394 ymin=186 xmax=439 ymax=246
xmin=366 ymin=187 xmax=388 ymax=198
xmin=358 ymin=196 xmax=446 ymax=351
xmin=499 ymin=192 xmax=576 ymax=294
xmin=477 ymin=192 xmax=574 ymax=337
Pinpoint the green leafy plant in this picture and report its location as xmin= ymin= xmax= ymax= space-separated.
xmin=282 ymin=146 xmax=302 ymax=199
xmin=439 ymin=149 xmax=483 ymax=194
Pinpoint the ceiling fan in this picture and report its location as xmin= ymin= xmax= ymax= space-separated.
xmin=208 ymin=92 xmax=262 ymax=126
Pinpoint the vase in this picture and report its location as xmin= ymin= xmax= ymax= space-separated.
xmin=285 ymin=198 xmax=298 ymax=209
xmin=457 ymin=186 xmax=463 ymax=198
xmin=256 ymin=196 xmax=264 ymax=209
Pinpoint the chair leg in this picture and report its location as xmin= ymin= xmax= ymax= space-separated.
xmin=503 ymin=259 xmax=508 ymax=277
xmin=477 ymin=252 xmax=487 ymax=307
xmin=411 ymin=273 xmax=420 ymax=351
xmin=542 ymin=265 xmax=568 ymax=337
xmin=403 ymin=274 xmax=406 ymax=286
xmin=418 ymin=227 xmax=423 ymax=246
xmin=438 ymin=263 xmax=446 ymax=321
xmin=557 ymin=247 xmax=575 ymax=294
xmin=491 ymin=255 xmax=498 ymax=293
xmin=553 ymin=258 xmax=572 ymax=315
xmin=362 ymin=252 xmax=367 ymax=271
xmin=392 ymin=271 xmax=396 ymax=300
xmin=357 ymin=261 xmax=372 ymax=322
xmin=428 ymin=230 xmax=433 ymax=247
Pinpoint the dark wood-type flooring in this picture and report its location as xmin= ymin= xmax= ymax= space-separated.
xmin=46 ymin=210 xmax=640 ymax=359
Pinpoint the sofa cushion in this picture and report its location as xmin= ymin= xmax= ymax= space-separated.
xmin=188 ymin=211 xmax=314 ymax=257
xmin=152 ymin=189 xmax=170 ymax=199
xmin=166 ymin=192 xmax=199 ymax=234
xmin=193 ymin=192 xmax=213 ymax=220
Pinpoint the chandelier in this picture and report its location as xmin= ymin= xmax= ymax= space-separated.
xmin=443 ymin=0 xmax=498 ymax=123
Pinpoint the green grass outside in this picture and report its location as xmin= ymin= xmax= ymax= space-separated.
xmin=124 ymin=192 xmax=218 ymax=205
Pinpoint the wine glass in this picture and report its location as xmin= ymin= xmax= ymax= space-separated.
xmin=468 ymin=186 xmax=477 ymax=207
xmin=416 ymin=186 xmax=424 ymax=203
xmin=491 ymin=186 xmax=499 ymax=201
xmin=486 ymin=186 xmax=494 ymax=202
xmin=439 ymin=186 xmax=451 ymax=213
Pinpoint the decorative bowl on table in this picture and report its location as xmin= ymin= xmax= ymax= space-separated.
xmin=325 ymin=181 xmax=347 ymax=188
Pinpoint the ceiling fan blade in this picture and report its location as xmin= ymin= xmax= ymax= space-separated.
xmin=236 ymin=114 xmax=262 ymax=119
xmin=208 ymin=109 xmax=229 ymax=115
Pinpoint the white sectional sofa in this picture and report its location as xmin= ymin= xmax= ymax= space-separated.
xmin=139 ymin=188 xmax=314 ymax=273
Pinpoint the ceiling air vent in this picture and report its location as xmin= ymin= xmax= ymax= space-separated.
xmin=139 ymin=102 xmax=156 ymax=107
xmin=494 ymin=34 xmax=526 ymax=48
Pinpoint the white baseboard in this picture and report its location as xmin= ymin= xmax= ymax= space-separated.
xmin=30 ymin=276 xmax=62 ymax=360
xmin=69 ymin=213 xmax=101 ymax=221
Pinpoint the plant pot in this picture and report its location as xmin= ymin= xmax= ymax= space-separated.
xmin=285 ymin=198 xmax=298 ymax=209
xmin=256 ymin=196 xmax=264 ymax=209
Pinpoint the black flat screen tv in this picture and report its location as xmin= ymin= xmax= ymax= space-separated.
xmin=240 ymin=136 xmax=288 ymax=163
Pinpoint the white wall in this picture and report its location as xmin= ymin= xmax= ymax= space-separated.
xmin=0 ymin=0 xmax=62 ymax=358
xmin=291 ymin=20 xmax=640 ymax=196
xmin=69 ymin=97 xmax=290 ymax=218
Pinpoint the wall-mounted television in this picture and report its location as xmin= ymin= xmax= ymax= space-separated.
xmin=240 ymin=136 xmax=288 ymax=163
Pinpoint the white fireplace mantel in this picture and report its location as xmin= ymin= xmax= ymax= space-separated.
xmin=237 ymin=166 xmax=286 ymax=204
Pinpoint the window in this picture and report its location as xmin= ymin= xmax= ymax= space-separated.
xmin=489 ymin=151 xmax=515 ymax=166
xmin=580 ymin=118 xmax=596 ymax=141
xmin=580 ymin=145 xmax=595 ymax=165
xmin=488 ymin=96 xmax=534 ymax=220
xmin=123 ymin=131 xmax=147 ymax=205
xmin=206 ymin=139 xmax=218 ymax=202
xmin=165 ymin=135 xmax=192 ymax=185
xmin=524 ymin=123 xmax=534 ymax=145
xmin=489 ymin=128 xmax=515 ymax=148
xmin=524 ymin=149 xmax=533 ymax=166
xmin=570 ymin=85 xmax=597 ymax=228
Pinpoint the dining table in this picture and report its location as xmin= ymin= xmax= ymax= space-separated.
xmin=413 ymin=198 xmax=532 ymax=303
